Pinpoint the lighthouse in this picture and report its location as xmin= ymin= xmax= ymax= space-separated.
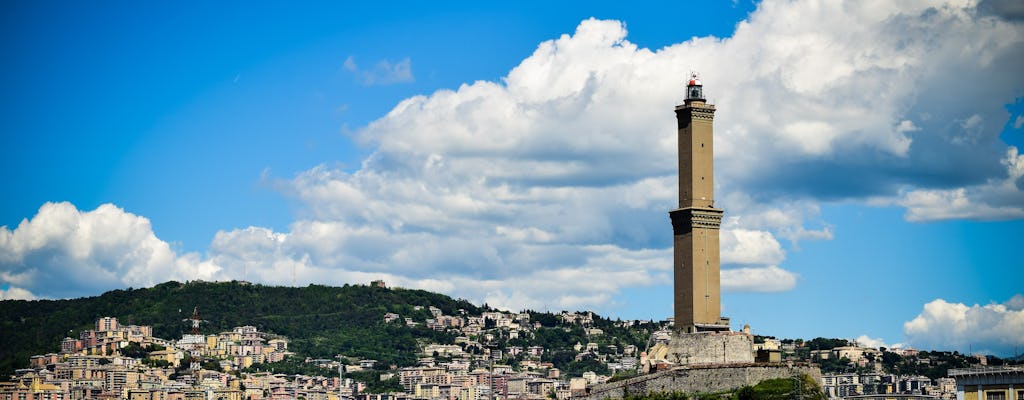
xmin=670 ymin=73 xmax=729 ymax=333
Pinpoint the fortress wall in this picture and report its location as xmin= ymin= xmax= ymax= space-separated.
xmin=665 ymin=332 xmax=755 ymax=365
xmin=586 ymin=363 xmax=821 ymax=400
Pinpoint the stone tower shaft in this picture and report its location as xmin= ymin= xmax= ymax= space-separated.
xmin=670 ymin=75 xmax=727 ymax=333
xmin=676 ymin=100 xmax=716 ymax=209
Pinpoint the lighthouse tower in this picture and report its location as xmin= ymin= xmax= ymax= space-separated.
xmin=670 ymin=73 xmax=729 ymax=333
xmin=639 ymin=74 xmax=766 ymax=369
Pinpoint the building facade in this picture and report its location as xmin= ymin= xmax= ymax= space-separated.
xmin=951 ymin=367 xmax=1023 ymax=400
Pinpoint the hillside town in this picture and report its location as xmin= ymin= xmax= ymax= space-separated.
xmin=2 ymin=295 xmax=1020 ymax=400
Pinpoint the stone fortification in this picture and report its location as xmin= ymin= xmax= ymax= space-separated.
xmin=646 ymin=331 xmax=755 ymax=367
xmin=586 ymin=363 xmax=821 ymax=400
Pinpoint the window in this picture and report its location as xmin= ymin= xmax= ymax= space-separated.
xmin=986 ymin=391 xmax=1006 ymax=400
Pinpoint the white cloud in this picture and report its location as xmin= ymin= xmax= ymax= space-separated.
xmin=904 ymin=296 xmax=1024 ymax=356
xmin=1007 ymin=294 xmax=1024 ymax=310
xmin=719 ymin=194 xmax=833 ymax=247
xmin=896 ymin=147 xmax=1024 ymax=221
xmin=206 ymin=221 xmax=671 ymax=312
xmin=343 ymin=56 xmax=414 ymax=86
xmin=854 ymin=335 xmax=886 ymax=349
xmin=720 ymin=229 xmax=785 ymax=265
xmin=0 ymin=202 xmax=220 ymax=299
xmin=305 ymin=2 xmax=1022 ymax=311
xmin=0 ymin=285 xmax=37 ymax=300
xmin=255 ymin=3 xmax=1023 ymax=315
xmin=5 ymin=0 xmax=1024 ymax=316
xmin=854 ymin=334 xmax=903 ymax=350
xmin=721 ymin=265 xmax=797 ymax=293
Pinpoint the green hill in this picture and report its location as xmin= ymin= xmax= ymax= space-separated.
xmin=0 ymin=280 xmax=483 ymax=377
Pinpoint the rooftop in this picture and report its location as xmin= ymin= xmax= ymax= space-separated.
xmin=947 ymin=366 xmax=1024 ymax=377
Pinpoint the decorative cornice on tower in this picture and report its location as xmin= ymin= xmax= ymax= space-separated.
xmin=688 ymin=106 xmax=716 ymax=121
xmin=674 ymin=104 xmax=716 ymax=130
xmin=669 ymin=207 xmax=723 ymax=236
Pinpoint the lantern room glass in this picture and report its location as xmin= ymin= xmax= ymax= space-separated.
xmin=687 ymin=84 xmax=703 ymax=100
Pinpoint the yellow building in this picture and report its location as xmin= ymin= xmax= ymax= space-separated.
xmin=211 ymin=388 xmax=243 ymax=400
xmin=0 ymin=379 xmax=65 ymax=400
xmin=149 ymin=349 xmax=183 ymax=368
xmin=128 ymin=389 xmax=173 ymax=400
xmin=952 ymin=367 xmax=1023 ymax=400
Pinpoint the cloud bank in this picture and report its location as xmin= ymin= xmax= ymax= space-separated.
xmin=2 ymin=0 xmax=1023 ymax=354
xmin=0 ymin=202 xmax=219 ymax=299
xmin=904 ymin=296 xmax=1024 ymax=356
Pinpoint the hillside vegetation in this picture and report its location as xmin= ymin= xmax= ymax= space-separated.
xmin=0 ymin=281 xmax=482 ymax=377
xmin=0 ymin=280 xmax=658 ymax=379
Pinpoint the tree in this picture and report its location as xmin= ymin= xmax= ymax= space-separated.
xmin=120 ymin=342 xmax=148 ymax=358
xmin=806 ymin=338 xmax=849 ymax=351
xmin=532 ymin=313 xmax=559 ymax=328
xmin=142 ymin=358 xmax=171 ymax=368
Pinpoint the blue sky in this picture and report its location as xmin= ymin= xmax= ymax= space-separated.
xmin=2 ymin=1 xmax=1023 ymax=356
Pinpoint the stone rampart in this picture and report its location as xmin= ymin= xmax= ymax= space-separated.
xmin=666 ymin=332 xmax=754 ymax=365
xmin=586 ymin=363 xmax=821 ymax=400
xmin=645 ymin=331 xmax=755 ymax=369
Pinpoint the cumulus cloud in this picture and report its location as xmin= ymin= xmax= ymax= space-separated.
xmin=205 ymin=222 xmax=671 ymax=312
xmin=894 ymin=147 xmax=1024 ymax=221
xmin=0 ymin=285 xmax=37 ymax=300
xmin=854 ymin=335 xmax=887 ymax=349
xmin=854 ymin=334 xmax=903 ymax=350
xmin=904 ymin=296 xmax=1024 ymax=356
xmin=721 ymin=229 xmax=785 ymax=265
xmin=721 ymin=266 xmax=797 ymax=293
xmin=1007 ymin=294 xmax=1024 ymax=310
xmin=343 ymin=56 xmax=414 ymax=86
xmin=272 ymin=0 xmax=1022 ymax=311
xmin=0 ymin=202 xmax=220 ymax=299
xmin=5 ymin=0 xmax=1024 ymax=316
